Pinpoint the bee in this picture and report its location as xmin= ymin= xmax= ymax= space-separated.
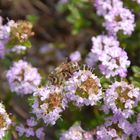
xmin=48 ymin=61 xmax=80 ymax=85
xmin=81 ymin=64 xmax=94 ymax=73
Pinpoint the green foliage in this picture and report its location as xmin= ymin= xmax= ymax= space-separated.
xmin=21 ymin=40 xmax=32 ymax=48
xmin=130 ymin=66 xmax=140 ymax=88
xmin=6 ymin=40 xmax=32 ymax=49
xmin=19 ymin=135 xmax=33 ymax=140
xmin=57 ymin=0 xmax=95 ymax=34
xmin=27 ymin=96 xmax=35 ymax=107
xmin=1 ymin=132 xmax=11 ymax=140
xmin=26 ymin=15 xmax=39 ymax=25
xmin=6 ymin=39 xmax=18 ymax=49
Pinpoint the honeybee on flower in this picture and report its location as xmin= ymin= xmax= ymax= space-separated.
xmin=48 ymin=61 xmax=80 ymax=85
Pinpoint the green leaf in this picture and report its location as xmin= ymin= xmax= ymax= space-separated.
xmin=26 ymin=15 xmax=38 ymax=25
xmin=132 ymin=66 xmax=140 ymax=73
xmin=6 ymin=39 xmax=18 ymax=49
xmin=27 ymin=96 xmax=35 ymax=107
xmin=132 ymin=81 xmax=140 ymax=88
xmin=20 ymin=135 xmax=33 ymax=140
xmin=21 ymin=40 xmax=32 ymax=48
xmin=2 ymin=131 xmax=11 ymax=140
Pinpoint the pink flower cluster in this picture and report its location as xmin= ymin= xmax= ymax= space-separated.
xmin=91 ymin=35 xmax=130 ymax=78
xmin=32 ymin=66 xmax=103 ymax=125
xmin=0 ymin=17 xmax=15 ymax=58
xmin=6 ymin=60 xmax=41 ymax=95
xmin=0 ymin=103 xmax=11 ymax=139
xmin=0 ymin=17 xmax=34 ymax=58
xmin=86 ymin=0 xmax=135 ymax=78
xmin=95 ymin=0 xmax=135 ymax=36
xmin=16 ymin=117 xmax=45 ymax=139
